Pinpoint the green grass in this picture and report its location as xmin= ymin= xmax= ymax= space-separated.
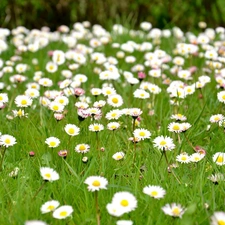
xmin=0 ymin=23 xmax=225 ymax=225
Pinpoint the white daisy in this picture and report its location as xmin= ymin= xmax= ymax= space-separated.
xmin=0 ymin=134 xmax=17 ymax=148
xmin=40 ymin=167 xmax=59 ymax=182
xmin=41 ymin=200 xmax=60 ymax=214
xmin=84 ymin=175 xmax=108 ymax=192
xmin=75 ymin=144 xmax=90 ymax=153
xmin=64 ymin=124 xmax=80 ymax=136
xmin=15 ymin=95 xmax=33 ymax=108
xmin=143 ymin=185 xmax=166 ymax=199
xmin=107 ymin=94 xmax=123 ymax=107
xmin=112 ymin=152 xmax=125 ymax=160
xmin=45 ymin=137 xmax=60 ymax=148
xmin=153 ymin=136 xmax=175 ymax=151
xmin=162 ymin=203 xmax=186 ymax=218
xmin=133 ymin=128 xmax=151 ymax=140
xmin=211 ymin=211 xmax=225 ymax=225
xmin=52 ymin=205 xmax=73 ymax=219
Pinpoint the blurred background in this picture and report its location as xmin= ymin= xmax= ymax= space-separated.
xmin=0 ymin=0 xmax=225 ymax=31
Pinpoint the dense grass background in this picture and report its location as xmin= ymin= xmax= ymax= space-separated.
xmin=0 ymin=23 xmax=225 ymax=225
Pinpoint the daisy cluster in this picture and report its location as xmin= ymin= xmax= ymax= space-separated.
xmin=0 ymin=21 xmax=225 ymax=224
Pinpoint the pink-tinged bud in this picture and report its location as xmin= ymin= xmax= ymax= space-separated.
xmin=189 ymin=66 xmax=197 ymax=74
xmin=74 ymin=88 xmax=85 ymax=97
xmin=54 ymin=113 xmax=65 ymax=121
xmin=0 ymin=103 xmax=6 ymax=109
xmin=29 ymin=151 xmax=35 ymax=157
xmin=58 ymin=150 xmax=68 ymax=158
xmin=137 ymin=116 xmax=142 ymax=122
xmin=138 ymin=72 xmax=146 ymax=80
xmin=161 ymin=56 xmax=171 ymax=63
xmin=48 ymin=50 xmax=54 ymax=57
xmin=195 ymin=146 xmax=206 ymax=155
xmin=100 ymin=147 xmax=105 ymax=152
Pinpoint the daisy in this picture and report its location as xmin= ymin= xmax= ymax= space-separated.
xmin=49 ymin=101 xmax=64 ymax=113
xmin=106 ymin=203 xmax=125 ymax=217
xmin=133 ymin=89 xmax=150 ymax=99
xmin=176 ymin=153 xmax=191 ymax=164
xmin=54 ymin=96 xmax=69 ymax=106
xmin=213 ymin=152 xmax=225 ymax=165
xmin=84 ymin=175 xmax=108 ymax=192
xmin=52 ymin=205 xmax=73 ymax=219
xmin=171 ymin=113 xmax=187 ymax=121
xmin=168 ymin=122 xmax=183 ymax=133
xmin=107 ymin=94 xmax=123 ymax=107
xmin=209 ymin=114 xmax=224 ymax=123
xmin=91 ymin=88 xmax=102 ymax=96
xmin=102 ymin=86 xmax=116 ymax=96
xmin=75 ymin=144 xmax=90 ymax=153
xmin=107 ymin=122 xmax=120 ymax=131
xmin=25 ymin=220 xmax=48 ymax=225
xmin=106 ymin=109 xmax=122 ymax=120
xmin=0 ymin=134 xmax=17 ymax=148
xmin=211 ymin=211 xmax=225 ymax=225
xmin=39 ymin=97 xmax=51 ymax=107
xmin=143 ymin=185 xmax=166 ymax=199
xmin=41 ymin=200 xmax=60 ymax=214
xmin=12 ymin=109 xmax=28 ymax=118
xmin=112 ymin=152 xmax=125 ymax=160
xmin=89 ymin=123 xmax=104 ymax=132
xmin=153 ymin=136 xmax=175 ymax=151
xmin=46 ymin=61 xmax=58 ymax=73
xmin=116 ymin=220 xmax=133 ymax=225
xmin=75 ymin=101 xmax=89 ymax=109
xmin=111 ymin=191 xmax=137 ymax=214
xmin=190 ymin=153 xmax=205 ymax=162
xmin=208 ymin=173 xmax=224 ymax=184
xmin=181 ymin=122 xmax=192 ymax=132
xmin=0 ymin=93 xmax=8 ymax=103
xmin=133 ymin=128 xmax=151 ymax=140
xmin=40 ymin=167 xmax=59 ymax=182
xmin=129 ymin=108 xmax=142 ymax=119
xmin=64 ymin=124 xmax=80 ymax=136
xmin=15 ymin=95 xmax=33 ymax=108
xmin=217 ymin=91 xmax=225 ymax=103
xmin=45 ymin=137 xmax=60 ymax=148
xmin=74 ymin=74 xmax=88 ymax=83
xmin=38 ymin=78 xmax=53 ymax=87
xmin=25 ymin=88 xmax=40 ymax=99
xmin=162 ymin=203 xmax=186 ymax=218
xmin=93 ymin=100 xmax=106 ymax=108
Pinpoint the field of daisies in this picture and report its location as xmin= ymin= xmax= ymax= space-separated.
xmin=0 ymin=21 xmax=225 ymax=225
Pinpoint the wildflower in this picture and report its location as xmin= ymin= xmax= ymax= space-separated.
xmin=45 ymin=137 xmax=60 ymax=148
xmin=143 ymin=185 xmax=166 ymax=199
xmin=133 ymin=89 xmax=150 ymax=99
xmin=29 ymin=151 xmax=35 ymax=157
xmin=58 ymin=150 xmax=68 ymax=158
xmin=82 ymin=156 xmax=88 ymax=163
xmin=153 ymin=136 xmax=175 ymax=151
xmin=52 ymin=205 xmax=73 ymax=219
xmin=107 ymin=94 xmax=123 ymax=107
xmin=46 ymin=61 xmax=58 ymax=73
xmin=111 ymin=191 xmax=137 ymax=214
xmin=107 ymin=122 xmax=120 ymax=131
xmin=74 ymin=87 xmax=85 ymax=97
xmin=209 ymin=114 xmax=224 ymax=123
xmin=0 ymin=134 xmax=17 ymax=148
xmin=0 ymin=93 xmax=8 ymax=103
xmin=40 ymin=167 xmax=59 ymax=182
xmin=75 ymin=144 xmax=90 ymax=153
xmin=162 ymin=203 xmax=186 ymax=218
xmin=116 ymin=220 xmax=133 ymax=225
xmin=112 ymin=152 xmax=125 ymax=160
xmin=133 ymin=128 xmax=151 ymax=140
xmin=176 ymin=153 xmax=191 ymax=164
xmin=168 ymin=122 xmax=183 ymax=133
xmin=190 ymin=153 xmax=205 ymax=162
xmin=54 ymin=113 xmax=65 ymax=121
xmin=49 ymin=101 xmax=64 ymax=113
xmin=9 ymin=167 xmax=19 ymax=177
xmin=41 ymin=200 xmax=60 ymax=214
xmin=64 ymin=124 xmax=80 ymax=136
xmin=106 ymin=203 xmax=125 ymax=217
xmin=84 ymin=176 xmax=108 ymax=192
xmin=181 ymin=122 xmax=192 ymax=132
xmin=91 ymin=88 xmax=102 ymax=96
xmin=25 ymin=220 xmax=48 ymax=225
xmin=129 ymin=108 xmax=142 ymax=119
xmin=54 ymin=96 xmax=69 ymax=106
xmin=93 ymin=100 xmax=106 ymax=108
xmin=213 ymin=152 xmax=225 ymax=165
xmin=217 ymin=91 xmax=225 ymax=103
xmin=25 ymin=88 xmax=40 ymax=99
xmin=15 ymin=95 xmax=32 ymax=108
xmin=171 ymin=114 xmax=187 ymax=121
xmin=106 ymin=109 xmax=122 ymax=120
xmin=12 ymin=109 xmax=28 ymax=118
xmin=39 ymin=78 xmax=53 ymax=87
xmin=208 ymin=173 xmax=224 ymax=184
xmin=211 ymin=211 xmax=225 ymax=225
xmin=89 ymin=123 xmax=104 ymax=132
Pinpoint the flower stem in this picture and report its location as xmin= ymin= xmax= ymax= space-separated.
xmin=95 ymin=192 xmax=101 ymax=225
xmin=0 ymin=146 xmax=7 ymax=172
xmin=32 ymin=181 xmax=47 ymax=199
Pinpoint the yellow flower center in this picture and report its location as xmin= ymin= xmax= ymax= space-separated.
xmin=214 ymin=116 xmax=220 ymax=121
xmin=47 ymin=205 xmax=55 ymax=210
xmin=21 ymin=99 xmax=27 ymax=105
xmin=181 ymin=156 xmax=187 ymax=161
xmin=139 ymin=131 xmax=145 ymax=136
xmin=45 ymin=173 xmax=51 ymax=178
xmin=172 ymin=207 xmax=180 ymax=216
xmin=222 ymin=95 xmax=225 ymax=100
xmin=59 ymin=99 xmax=64 ymax=104
xmin=5 ymin=138 xmax=11 ymax=144
xmin=17 ymin=109 xmax=23 ymax=117
xmin=111 ymin=113 xmax=117 ymax=117
xmin=140 ymin=93 xmax=145 ymax=97
xmin=49 ymin=65 xmax=54 ymax=71
xmin=218 ymin=220 xmax=225 ymax=225
xmin=59 ymin=211 xmax=68 ymax=217
xmin=173 ymin=125 xmax=180 ymax=130
xmin=106 ymin=90 xmax=111 ymax=95
xmin=79 ymin=145 xmax=86 ymax=151
xmin=92 ymin=180 xmax=100 ymax=187
xmin=120 ymin=200 xmax=129 ymax=207
xmin=0 ymin=96 xmax=3 ymax=100
xmin=94 ymin=125 xmax=99 ymax=131
xmin=217 ymin=155 xmax=224 ymax=163
xmin=151 ymin=191 xmax=158 ymax=196
xmin=68 ymin=128 xmax=75 ymax=134
xmin=53 ymin=105 xmax=59 ymax=111
xmin=116 ymin=155 xmax=122 ymax=159
xmin=49 ymin=142 xmax=56 ymax=147
xmin=112 ymin=97 xmax=118 ymax=104
xmin=160 ymin=140 xmax=166 ymax=146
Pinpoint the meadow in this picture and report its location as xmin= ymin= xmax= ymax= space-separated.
xmin=0 ymin=22 xmax=225 ymax=225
